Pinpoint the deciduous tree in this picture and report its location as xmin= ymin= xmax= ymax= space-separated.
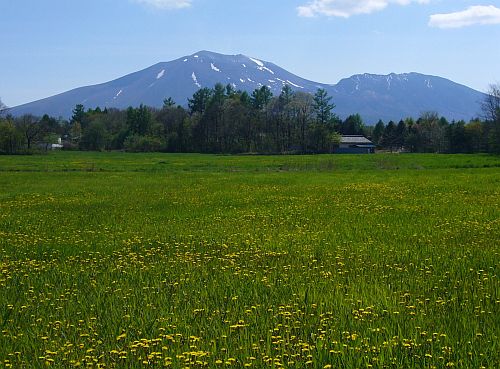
xmin=0 ymin=98 xmax=7 ymax=116
xmin=482 ymin=84 xmax=500 ymax=123
xmin=0 ymin=119 xmax=23 ymax=154
xmin=16 ymin=114 xmax=42 ymax=150
xmin=482 ymin=84 xmax=500 ymax=152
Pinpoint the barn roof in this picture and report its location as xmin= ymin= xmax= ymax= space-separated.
xmin=340 ymin=135 xmax=374 ymax=145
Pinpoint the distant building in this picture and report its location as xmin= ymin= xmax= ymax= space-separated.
xmin=336 ymin=135 xmax=375 ymax=154
xmin=39 ymin=137 xmax=63 ymax=150
xmin=50 ymin=143 xmax=64 ymax=150
xmin=51 ymin=137 xmax=63 ymax=149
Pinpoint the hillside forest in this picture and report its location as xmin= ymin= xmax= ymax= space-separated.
xmin=1 ymin=84 xmax=499 ymax=154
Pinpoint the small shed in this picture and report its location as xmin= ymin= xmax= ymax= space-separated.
xmin=336 ymin=135 xmax=375 ymax=154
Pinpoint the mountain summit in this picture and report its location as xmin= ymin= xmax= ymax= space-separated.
xmin=10 ymin=51 xmax=485 ymax=123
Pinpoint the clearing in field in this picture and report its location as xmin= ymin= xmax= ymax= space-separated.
xmin=0 ymin=152 xmax=499 ymax=368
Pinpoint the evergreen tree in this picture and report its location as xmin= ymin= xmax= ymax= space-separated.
xmin=188 ymin=88 xmax=213 ymax=115
xmin=239 ymin=91 xmax=251 ymax=107
xmin=372 ymin=120 xmax=385 ymax=145
xmin=279 ymin=85 xmax=294 ymax=106
xmin=209 ymin=83 xmax=227 ymax=151
xmin=251 ymin=86 xmax=273 ymax=110
xmin=313 ymin=88 xmax=334 ymax=125
xmin=163 ymin=97 xmax=176 ymax=109
xmin=342 ymin=114 xmax=364 ymax=135
xmin=225 ymin=84 xmax=236 ymax=97
xmin=127 ymin=105 xmax=152 ymax=136
xmin=395 ymin=120 xmax=407 ymax=149
xmin=71 ymin=104 xmax=86 ymax=127
xmin=381 ymin=121 xmax=397 ymax=152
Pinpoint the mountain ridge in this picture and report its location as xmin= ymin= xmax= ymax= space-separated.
xmin=9 ymin=50 xmax=485 ymax=123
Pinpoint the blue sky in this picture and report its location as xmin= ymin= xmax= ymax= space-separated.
xmin=1 ymin=0 xmax=499 ymax=107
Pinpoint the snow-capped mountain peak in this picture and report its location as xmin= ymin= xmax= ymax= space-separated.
xmin=10 ymin=51 xmax=485 ymax=123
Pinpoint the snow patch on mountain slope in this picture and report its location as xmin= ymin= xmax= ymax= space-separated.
xmin=258 ymin=66 xmax=274 ymax=74
xmin=286 ymin=80 xmax=304 ymax=89
xmin=156 ymin=70 xmax=165 ymax=79
xmin=210 ymin=63 xmax=221 ymax=72
xmin=247 ymin=56 xmax=275 ymax=74
xmin=191 ymin=72 xmax=201 ymax=88
xmin=249 ymin=57 xmax=264 ymax=67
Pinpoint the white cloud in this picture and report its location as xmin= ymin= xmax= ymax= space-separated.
xmin=429 ymin=5 xmax=500 ymax=28
xmin=133 ymin=0 xmax=192 ymax=10
xmin=297 ymin=0 xmax=429 ymax=18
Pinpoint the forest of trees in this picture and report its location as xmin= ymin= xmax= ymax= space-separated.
xmin=1 ymin=83 xmax=499 ymax=155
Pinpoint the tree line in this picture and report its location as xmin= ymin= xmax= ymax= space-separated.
xmin=0 ymin=84 xmax=499 ymax=154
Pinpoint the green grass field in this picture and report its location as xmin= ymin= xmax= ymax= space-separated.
xmin=0 ymin=152 xmax=499 ymax=368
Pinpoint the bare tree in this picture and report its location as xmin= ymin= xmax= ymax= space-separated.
xmin=291 ymin=92 xmax=314 ymax=152
xmin=0 ymin=98 xmax=7 ymax=117
xmin=16 ymin=114 xmax=41 ymax=150
xmin=481 ymin=84 xmax=500 ymax=153
xmin=482 ymin=84 xmax=500 ymax=123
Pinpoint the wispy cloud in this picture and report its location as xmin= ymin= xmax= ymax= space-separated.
xmin=132 ymin=0 xmax=192 ymax=10
xmin=297 ymin=0 xmax=430 ymax=18
xmin=429 ymin=5 xmax=500 ymax=28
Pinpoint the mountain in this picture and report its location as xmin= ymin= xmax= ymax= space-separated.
xmin=9 ymin=50 xmax=485 ymax=123
xmin=331 ymin=73 xmax=485 ymax=122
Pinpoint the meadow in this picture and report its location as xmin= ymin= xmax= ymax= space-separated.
xmin=0 ymin=152 xmax=499 ymax=369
